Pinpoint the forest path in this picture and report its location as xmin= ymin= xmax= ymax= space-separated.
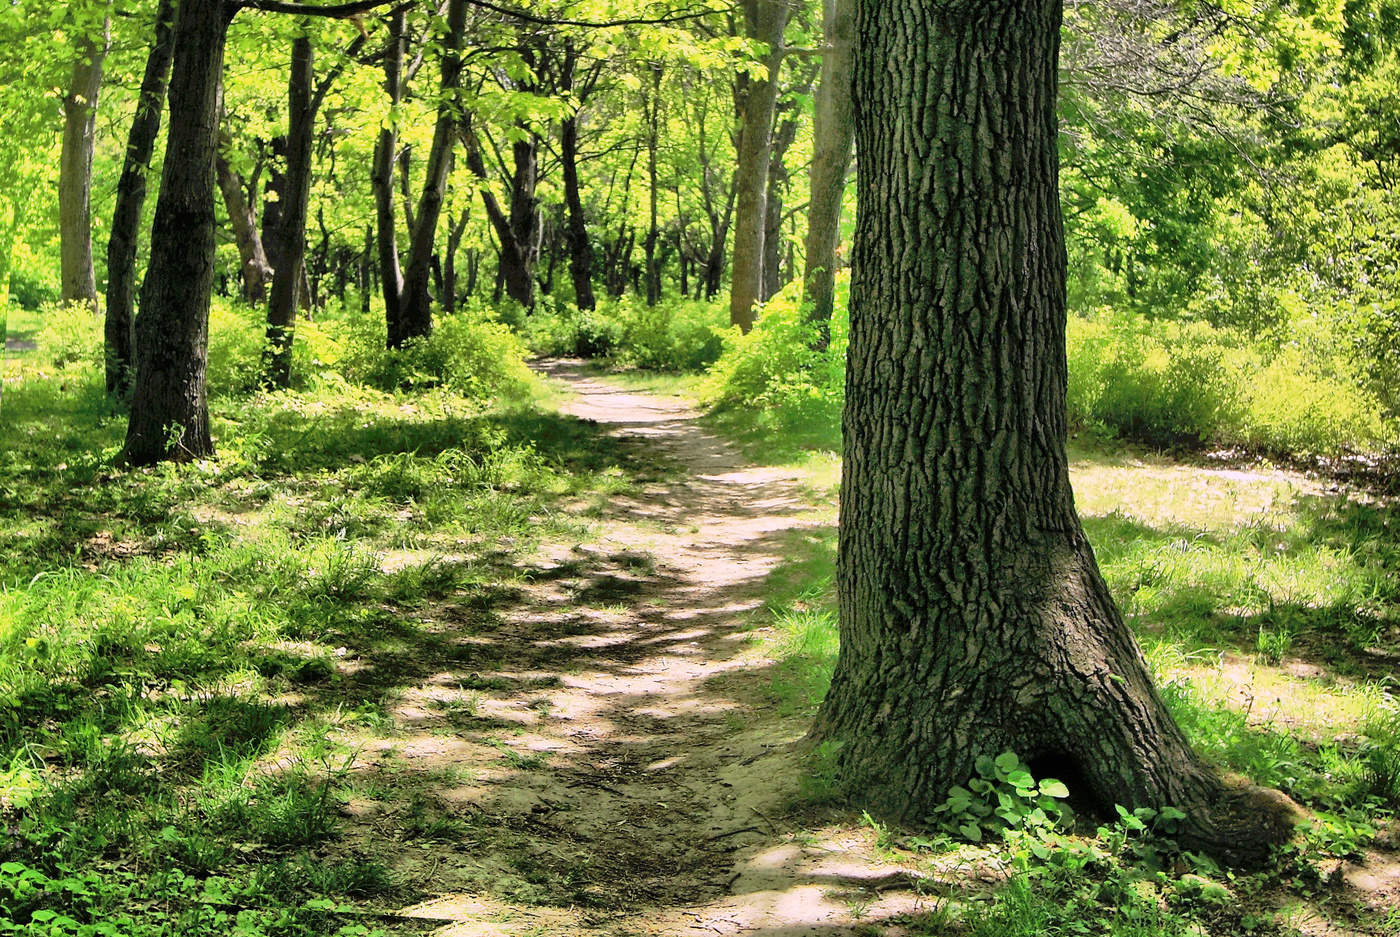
xmin=343 ymin=360 xmax=933 ymax=936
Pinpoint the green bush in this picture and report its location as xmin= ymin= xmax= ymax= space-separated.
xmin=339 ymin=305 xmax=534 ymax=401
xmin=518 ymin=295 xmax=725 ymax=371
xmin=1067 ymin=312 xmax=1392 ymax=454
xmin=703 ymin=282 xmax=846 ymax=436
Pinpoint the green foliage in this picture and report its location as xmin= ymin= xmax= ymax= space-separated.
xmin=702 ymin=283 xmax=846 ymax=443
xmin=520 ymin=296 xmax=726 ymax=372
xmin=340 ymin=305 xmax=534 ymax=400
xmin=1066 ymin=312 xmax=1391 ymax=454
xmin=930 ymin=752 xmax=1071 ymax=844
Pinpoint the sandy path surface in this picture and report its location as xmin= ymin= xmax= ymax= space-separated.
xmin=337 ymin=361 xmax=935 ymax=936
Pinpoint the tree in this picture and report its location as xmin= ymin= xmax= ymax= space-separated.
xmin=59 ymin=1 xmax=110 ymax=309
xmin=801 ymin=0 xmax=851 ymax=348
xmin=105 ymin=0 xmax=177 ymax=399
xmin=812 ymin=0 xmax=1298 ymax=861
xmin=727 ymin=0 xmax=788 ymax=332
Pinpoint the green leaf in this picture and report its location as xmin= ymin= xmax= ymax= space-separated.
xmin=959 ymin=822 xmax=983 ymax=842
xmin=974 ymin=755 xmax=996 ymax=778
xmin=1007 ymin=769 xmax=1035 ymax=790
xmin=1039 ymin=779 xmax=1070 ymax=798
xmin=994 ymin=751 xmax=1022 ymax=775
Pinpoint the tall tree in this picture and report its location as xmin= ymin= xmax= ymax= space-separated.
xmin=105 ymin=0 xmax=177 ymax=399
xmin=727 ymin=0 xmax=788 ymax=332
xmin=59 ymin=3 xmax=111 ymax=309
xmin=801 ymin=0 xmax=852 ymax=348
xmin=812 ymin=0 xmax=1298 ymax=861
xmin=124 ymin=0 xmax=391 ymax=464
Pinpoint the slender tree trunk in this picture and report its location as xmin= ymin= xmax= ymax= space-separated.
xmin=215 ymin=103 xmax=272 ymax=304
xmin=727 ymin=0 xmax=787 ymax=332
xmin=60 ymin=13 xmax=111 ymax=309
xmin=374 ymin=9 xmax=407 ymax=346
xmin=264 ymin=34 xmax=314 ymax=388
xmin=643 ymin=63 xmax=663 ymax=306
xmin=105 ymin=0 xmax=175 ymax=399
xmin=124 ymin=0 xmax=228 ymax=465
xmin=802 ymin=0 xmax=854 ymax=348
xmin=559 ymin=48 xmax=597 ymax=312
xmin=399 ymin=0 xmax=464 ymax=341
xmin=761 ymin=114 xmax=799 ymax=302
xmin=813 ymin=0 xmax=1297 ymax=863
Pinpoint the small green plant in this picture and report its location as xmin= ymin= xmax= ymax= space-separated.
xmin=930 ymin=752 xmax=1071 ymax=843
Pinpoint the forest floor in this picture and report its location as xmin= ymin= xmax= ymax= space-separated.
xmin=5 ymin=348 xmax=1400 ymax=936
xmin=322 ymin=359 xmax=929 ymax=936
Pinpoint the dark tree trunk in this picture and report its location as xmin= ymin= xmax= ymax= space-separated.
xmin=374 ymin=9 xmax=406 ymax=346
xmin=442 ymin=209 xmax=468 ymax=316
xmin=558 ymin=47 xmax=597 ymax=312
xmin=60 ymin=15 xmax=110 ymax=309
xmin=264 ymin=35 xmax=314 ymax=388
xmin=105 ymin=0 xmax=175 ymax=399
xmin=124 ymin=0 xmax=229 ymax=465
xmin=560 ymin=111 xmax=596 ymax=311
xmin=802 ymin=0 xmax=854 ymax=348
xmin=728 ymin=0 xmax=787 ymax=332
xmin=813 ymin=0 xmax=1296 ymax=863
xmin=399 ymin=0 xmax=464 ymax=342
xmin=643 ymin=63 xmax=663 ymax=306
xmin=463 ymin=119 xmax=536 ymax=310
xmin=761 ymin=113 xmax=799 ymax=302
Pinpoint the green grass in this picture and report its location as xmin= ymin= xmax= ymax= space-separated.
xmin=0 ymin=324 xmax=656 ymax=935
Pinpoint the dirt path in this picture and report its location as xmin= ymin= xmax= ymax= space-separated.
xmin=336 ymin=361 xmax=931 ymax=936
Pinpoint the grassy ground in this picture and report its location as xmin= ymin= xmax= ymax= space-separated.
xmin=3 ymin=345 xmax=1398 ymax=936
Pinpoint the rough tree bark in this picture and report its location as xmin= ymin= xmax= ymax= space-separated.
xmin=727 ymin=0 xmax=788 ymax=332
xmin=264 ymin=34 xmax=314 ymax=387
xmin=105 ymin=0 xmax=176 ymax=399
xmin=124 ymin=0 xmax=228 ymax=464
xmin=812 ymin=0 xmax=1297 ymax=863
xmin=59 ymin=10 xmax=111 ymax=309
xmin=801 ymin=0 xmax=853 ymax=349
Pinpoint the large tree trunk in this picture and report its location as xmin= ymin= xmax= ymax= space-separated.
xmin=124 ymin=0 xmax=228 ymax=465
xmin=727 ymin=0 xmax=787 ymax=332
xmin=105 ymin=0 xmax=176 ymax=399
xmin=801 ymin=0 xmax=854 ymax=348
xmin=60 ymin=13 xmax=111 ymax=309
xmin=813 ymin=0 xmax=1296 ymax=863
xmin=264 ymin=35 xmax=314 ymax=388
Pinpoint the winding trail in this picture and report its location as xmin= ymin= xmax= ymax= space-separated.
xmin=341 ymin=361 xmax=932 ymax=936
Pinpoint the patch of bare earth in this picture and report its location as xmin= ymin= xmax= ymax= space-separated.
xmin=325 ymin=361 xmax=936 ymax=936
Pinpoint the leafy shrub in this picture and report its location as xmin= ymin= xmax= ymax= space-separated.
xmin=703 ymin=282 xmax=846 ymax=436
xmin=206 ymin=298 xmax=265 ymax=394
xmin=1067 ymin=312 xmax=1392 ymax=454
xmin=518 ymin=296 xmax=724 ymax=370
xmin=34 ymin=302 xmax=101 ymax=370
xmin=340 ymin=306 xmax=534 ymax=401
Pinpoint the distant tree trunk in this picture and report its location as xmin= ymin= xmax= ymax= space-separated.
xmin=802 ymin=0 xmax=854 ymax=349
xmin=463 ymin=118 xmax=537 ymax=309
xmin=264 ymin=34 xmax=314 ymax=388
xmin=124 ymin=0 xmax=228 ymax=464
xmin=813 ymin=0 xmax=1298 ymax=864
xmin=215 ymin=102 xmax=272 ymax=305
xmin=442 ymin=210 xmax=468 ymax=315
xmin=761 ymin=114 xmax=799 ymax=302
xmin=559 ymin=47 xmax=597 ymax=312
xmin=374 ymin=9 xmax=407 ymax=346
xmin=643 ymin=63 xmax=663 ymax=306
xmin=399 ymin=0 xmax=464 ymax=342
xmin=60 ymin=13 xmax=111 ymax=309
xmin=105 ymin=0 xmax=175 ymax=399
xmin=728 ymin=0 xmax=788 ymax=332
